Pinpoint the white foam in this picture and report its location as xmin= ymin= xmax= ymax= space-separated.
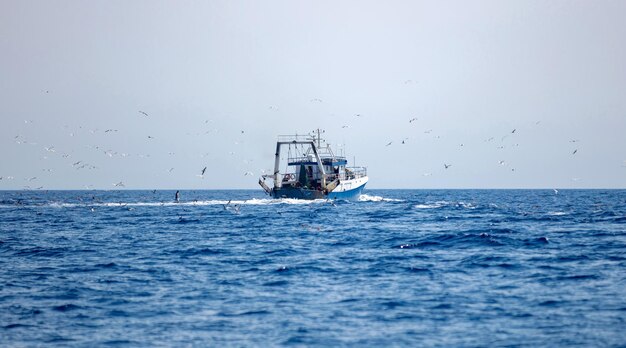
xmin=414 ymin=201 xmax=448 ymax=209
xmin=547 ymin=211 xmax=568 ymax=216
xmin=414 ymin=203 xmax=440 ymax=209
xmin=358 ymin=194 xmax=403 ymax=202
xmin=458 ymin=201 xmax=477 ymax=209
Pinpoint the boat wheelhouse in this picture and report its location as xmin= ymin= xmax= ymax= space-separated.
xmin=259 ymin=130 xmax=368 ymax=200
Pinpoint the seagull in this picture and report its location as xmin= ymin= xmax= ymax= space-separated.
xmin=572 ymin=149 xmax=578 ymax=155
xmin=139 ymin=111 xmax=149 ymax=117
xmin=385 ymin=142 xmax=393 ymax=146
xmin=499 ymin=160 xmax=506 ymax=165
xmin=104 ymin=129 xmax=118 ymax=133
xmin=201 ymin=166 xmax=207 ymax=176
xmin=511 ymin=129 xmax=516 ymax=134
xmin=570 ymin=139 xmax=579 ymax=143
xmin=553 ymin=189 xmax=559 ymax=195
xmin=424 ymin=129 xmax=432 ymax=134
xmin=113 ymin=181 xmax=125 ymax=187
xmin=244 ymin=171 xmax=253 ymax=176
xmin=342 ymin=125 xmax=349 ymax=128
xmin=409 ymin=118 xmax=418 ymax=123
xmin=148 ymin=136 xmax=154 ymax=139
xmin=355 ymin=114 xmax=362 ymax=117
xmin=168 ymin=167 xmax=174 ymax=172
xmin=444 ymin=164 xmax=451 ymax=169
xmin=310 ymin=98 xmax=323 ymax=103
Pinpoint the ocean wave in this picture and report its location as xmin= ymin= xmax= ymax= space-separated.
xmin=547 ymin=211 xmax=568 ymax=216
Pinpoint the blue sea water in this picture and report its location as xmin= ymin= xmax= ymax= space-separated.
xmin=1 ymin=189 xmax=625 ymax=346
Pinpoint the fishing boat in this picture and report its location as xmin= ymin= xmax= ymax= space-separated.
xmin=259 ymin=129 xmax=368 ymax=200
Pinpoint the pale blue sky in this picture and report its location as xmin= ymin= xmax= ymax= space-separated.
xmin=1 ymin=0 xmax=625 ymax=189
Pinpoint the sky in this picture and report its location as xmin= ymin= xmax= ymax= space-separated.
xmin=1 ymin=0 xmax=625 ymax=190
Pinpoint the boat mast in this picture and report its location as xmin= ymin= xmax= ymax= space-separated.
xmin=273 ymin=142 xmax=282 ymax=188
xmin=316 ymin=129 xmax=321 ymax=148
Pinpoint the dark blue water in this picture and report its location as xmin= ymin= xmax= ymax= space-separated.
xmin=1 ymin=189 xmax=625 ymax=346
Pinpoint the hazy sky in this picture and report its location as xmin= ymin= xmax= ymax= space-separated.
xmin=1 ymin=0 xmax=625 ymax=189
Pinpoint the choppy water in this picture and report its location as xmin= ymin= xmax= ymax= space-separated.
xmin=1 ymin=189 xmax=625 ymax=346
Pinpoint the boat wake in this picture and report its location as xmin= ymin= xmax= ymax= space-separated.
xmin=1 ymin=195 xmax=403 ymax=208
xmin=42 ymin=198 xmax=330 ymax=208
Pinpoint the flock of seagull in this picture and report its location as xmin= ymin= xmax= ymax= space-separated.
xmin=1 ymin=89 xmax=610 ymax=192
xmin=374 ymin=117 xmax=582 ymax=175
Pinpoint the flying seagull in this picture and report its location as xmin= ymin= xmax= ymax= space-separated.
xmin=572 ymin=149 xmax=578 ymax=155
xmin=197 ymin=166 xmax=208 ymax=178
xmin=139 ymin=111 xmax=149 ymax=117
xmin=385 ymin=142 xmax=393 ymax=147
xmin=444 ymin=164 xmax=451 ymax=169
xmin=409 ymin=118 xmax=418 ymax=123
xmin=113 ymin=181 xmax=125 ymax=187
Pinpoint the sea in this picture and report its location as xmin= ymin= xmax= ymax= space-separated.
xmin=1 ymin=189 xmax=625 ymax=346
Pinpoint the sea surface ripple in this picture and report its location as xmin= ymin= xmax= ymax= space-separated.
xmin=1 ymin=189 xmax=625 ymax=346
